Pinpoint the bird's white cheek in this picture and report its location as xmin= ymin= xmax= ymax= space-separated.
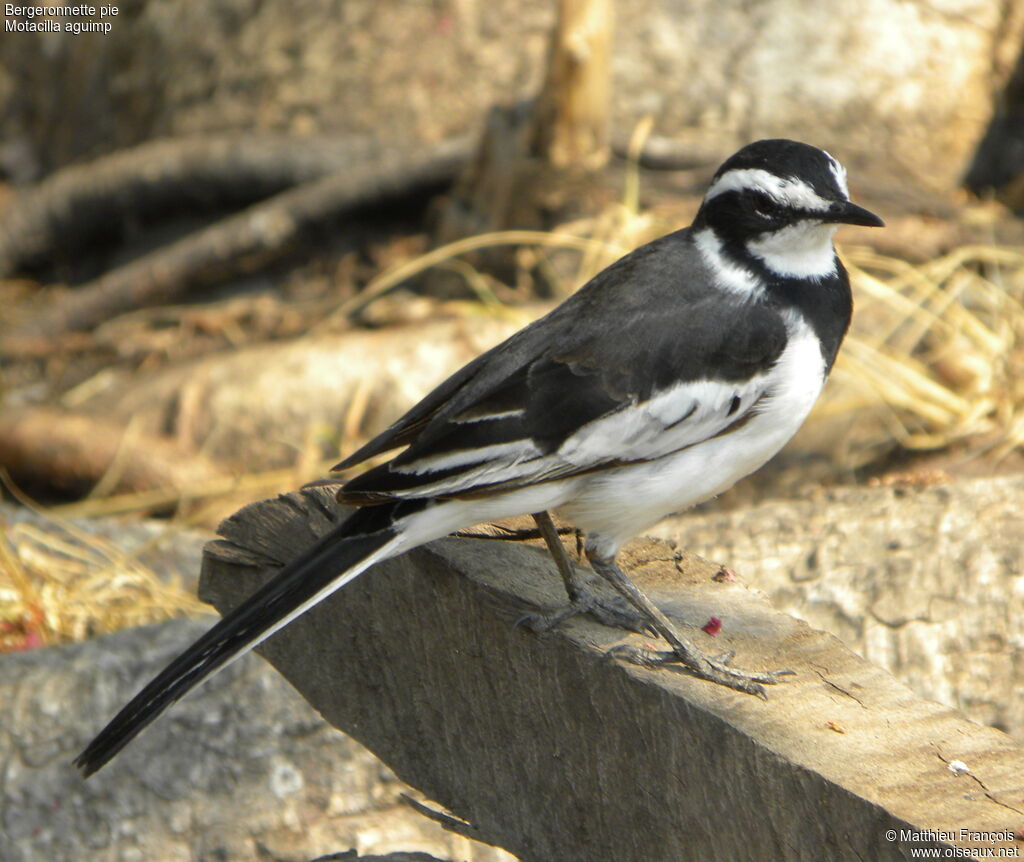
xmin=745 ymin=222 xmax=838 ymax=279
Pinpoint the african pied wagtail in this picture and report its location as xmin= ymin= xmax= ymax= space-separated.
xmin=75 ymin=139 xmax=883 ymax=776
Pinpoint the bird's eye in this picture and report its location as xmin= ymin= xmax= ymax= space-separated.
xmin=750 ymin=193 xmax=780 ymax=220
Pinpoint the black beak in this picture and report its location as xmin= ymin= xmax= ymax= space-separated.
xmin=825 ymin=200 xmax=885 ymax=228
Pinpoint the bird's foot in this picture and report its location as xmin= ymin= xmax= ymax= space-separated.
xmin=608 ymin=642 xmax=795 ymax=697
xmin=518 ymin=587 xmax=654 ymax=636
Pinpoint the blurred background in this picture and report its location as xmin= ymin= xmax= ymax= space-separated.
xmin=1 ymin=1 xmax=1023 ymax=859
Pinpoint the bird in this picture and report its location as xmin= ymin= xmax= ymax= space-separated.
xmin=74 ymin=138 xmax=883 ymax=777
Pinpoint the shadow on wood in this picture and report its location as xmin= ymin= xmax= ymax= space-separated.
xmin=200 ymin=487 xmax=1024 ymax=862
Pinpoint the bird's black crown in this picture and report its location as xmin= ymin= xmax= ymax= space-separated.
xmin=712 ymin=138 xmax=848 ymax=202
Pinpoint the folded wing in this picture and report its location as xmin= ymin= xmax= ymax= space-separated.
xmin=338 ymin=246 xmax=790 ymax=504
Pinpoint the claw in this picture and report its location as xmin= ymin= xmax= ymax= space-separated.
xmin=608 ymin=643 xmax=794 ymax=694
xmin=516 ymin=605 xmax=575 ymax=633
xmin=519 ymin=592 xmax=652 ymax=635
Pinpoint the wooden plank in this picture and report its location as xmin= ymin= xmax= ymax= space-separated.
xmin=200 ymin=487 xmax=1024 ymax=862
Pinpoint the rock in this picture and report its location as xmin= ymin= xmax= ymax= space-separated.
xmin=0 ymin=618 xmax=513 ymax=862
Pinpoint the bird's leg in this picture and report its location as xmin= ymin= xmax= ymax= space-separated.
xmin=586 ymin=550 xmax=793 ymax=697
xmin=519 ymin=512 xmax=652 ymax=634
xmin=532 ymin=510 xmax=584 ymax=601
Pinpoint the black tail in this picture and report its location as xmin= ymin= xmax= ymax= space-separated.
xmin=74 ymin=514 xmax=401 ymax=777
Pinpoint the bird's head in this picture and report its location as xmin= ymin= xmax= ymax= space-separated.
xmin=694 ymin=139 xmax=883 ymax=283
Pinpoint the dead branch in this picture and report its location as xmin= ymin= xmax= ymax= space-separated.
xmin=530 ymin=0 xmax=614 ymax=169
xmin=0 ymin=406 xmax=224 ymax=502
xmin=0 ymin=135 xmax=469 ymax=278
xmin=429 ymin=0 xmax=614 ymax=276
xmin=0 ymin=140 xmax=471 ymax=348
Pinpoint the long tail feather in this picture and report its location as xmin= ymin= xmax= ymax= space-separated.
xmin=74 ymin=512 xmax=403 ymax=777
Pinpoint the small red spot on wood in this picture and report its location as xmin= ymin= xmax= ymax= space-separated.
xmin=701 ymin=617 xmax=722 ymax=636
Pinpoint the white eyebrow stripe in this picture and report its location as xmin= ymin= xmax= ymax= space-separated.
xmin=704 ymin=167 xmax=833 ymax=212
xmin=823 ymin=150 xmax=849 ymax=197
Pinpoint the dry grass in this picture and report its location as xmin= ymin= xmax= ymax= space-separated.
xmin=823 ymin=244 xmax=1024 ymax=465
xmin=0 ymin=514 xmax=210 ymax=653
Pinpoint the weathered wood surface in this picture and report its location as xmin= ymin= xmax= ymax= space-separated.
xmin=654 ymin=474 xmax=1024 ymax=740
xmin=530 ymin=0 xmax=614 ymax=169
xmin=200 ymin=487 xmax=1024 ymax=862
